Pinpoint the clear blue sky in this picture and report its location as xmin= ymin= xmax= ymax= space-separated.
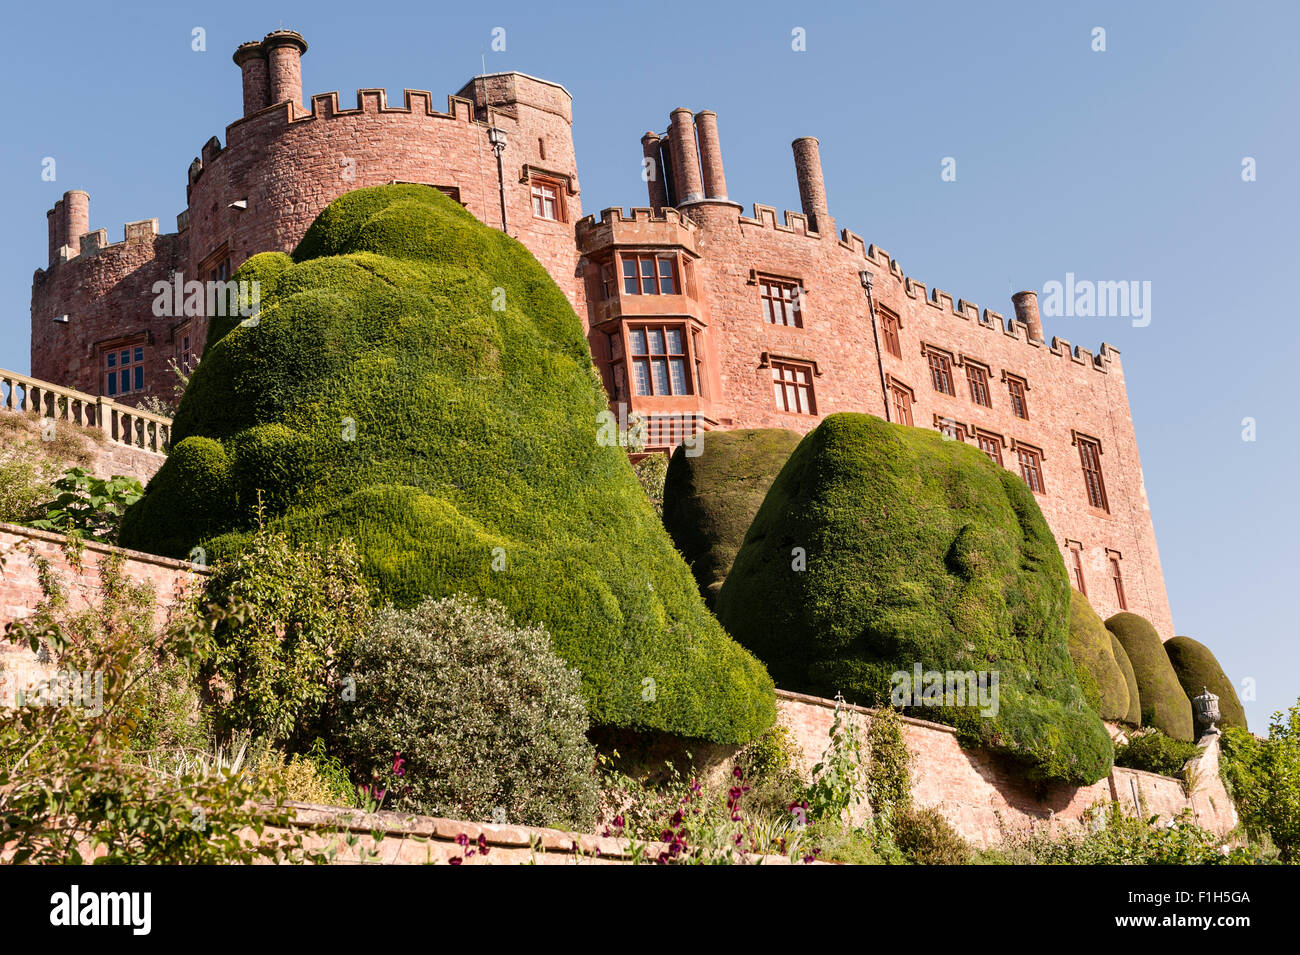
xmin=1 ymin=1 xmax=1295 ymax=727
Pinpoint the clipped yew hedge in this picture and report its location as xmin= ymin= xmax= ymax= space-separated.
xmin=1105 ymin=612 xmax=1194 ymax=741
xmin=119 ymin=184 xmax=774 ymax=744
xmin=1110 ymin=632 xmax=1143 ymax=726
xmin=715 ymin=413 xmax=1112 ymax=784
xmin=1165 ymin=635 xmax=1247 ymax=732
xmin=661 ymin=427 xmax=801 ymax=606
xmin=1067 ymin=594 xmax=1131 ymax=723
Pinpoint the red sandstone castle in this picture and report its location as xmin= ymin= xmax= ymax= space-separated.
xmin=28 ymin=29 xmax=1173 ymax=638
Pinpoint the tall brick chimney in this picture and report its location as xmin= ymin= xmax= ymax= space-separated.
xmin=792 ymin=137 xmax=833 ymax=235
xmin=263 ymin=30 xmax=308 ymax=110
xmin=46 ymin=190 xmax=89 ymax=264
xmin=642 ymin=132 xmax=669 ymax=212
xmin=694 ymin=110 xmax=728 ymax=201
xmin=668 ymin=108 xmax=704 ymax=205
xmin=1012 ymin=290 xmax=1045 ymax=342
xmin=233 ymin=41 xmax=270 ymax=117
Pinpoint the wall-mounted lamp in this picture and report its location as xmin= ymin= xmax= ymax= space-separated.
xmin=487 ymin=127 xmax=509 ymax=232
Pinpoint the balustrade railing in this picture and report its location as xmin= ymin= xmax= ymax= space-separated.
xmin=0 ymin=368 xmax=171 ymax=453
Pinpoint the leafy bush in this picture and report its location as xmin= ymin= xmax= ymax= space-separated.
xmin=1012 ymin=803 xmax=1262 ymax=865
xmin=199 ymin=526 xmax=371 ymax=746
xmin=632 ymin=452 xmax=669 ymax=518
xmin=1106 ymin=612 xmax=1194 ymax=741
xmin=716 ymin=413 xmax=1112 ymax=784
xmin=1067 ymin=593 xmax=1131 ymax=722
xmin=1115 ymin=728 xmax=1201 ymax=777
xmin=27 ymin=467 xmax=142 ymax=543
xmin=330 ymin=595 xmax=600 ymax=830
xmin=1 ymin=541 xmax=320 ymax=864
xmin=119 ymin=183 xmax=774 ymax=745
xmin=1110 ymin=632 xmax=1143 ymax=726
xmin=0 ymin=441 xmax=60 ymax=525
xmin=1164 ymin=635 xmax=1247 ymax=731
xmin=865 ymin=707 xmax=914 ymax=833
xmin=1220 ymin=703 xmax=1300 ymax=862
xmin=802 ymin=696 xmax=865 ymax=825
xmin=893 ymin=806 xmax=971 ymax=864
xmin=661 ymin=428 xmax=801 ymax=606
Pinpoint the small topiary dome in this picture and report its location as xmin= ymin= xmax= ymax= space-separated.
xmin=119 ymin=184 xmax=775 ymax=745
xmin=1105 ymin=612 xmax=1194 ymax=741
xmin=661 ymin=427 xmax=802 ymax=606
xmin=1067 ymin=593 xmax=1131 ymax=723
xmin=1110 ymin=632 xmax=1143 ymax=727
xmin=1165 ymin=635 xmax=1248 ymax=732
xmin=715 ymin=412 xmax=1112 ymax=785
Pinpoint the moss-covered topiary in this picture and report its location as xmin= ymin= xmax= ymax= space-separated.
xmin=118 ymin=184 xmax=774 ymax=744
xmin=1110 ymin=632 xmax=1143 ymax=727
xmin=1105 ymin=612 xmax=1194 ymax=741
xmin=1067 ymin=593 xmax=1131 ymax=723
xmin=714 ymin=413 xmax=1113 ymax=784
xmin=661 ymin=428 xmax=802 ymax=606
xmin=1165 ymin=635 xmax=1247 ymax=732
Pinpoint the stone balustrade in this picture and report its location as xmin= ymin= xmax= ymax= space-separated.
xmin=0 ymin=368 xmax=171 ymax=453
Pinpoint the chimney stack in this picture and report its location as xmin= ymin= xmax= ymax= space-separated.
xmin=263 ymin=30 xmax=308 ymax=110
xmin=642 ymin=132 xmax=669 ymax=211
xmin=694 ymin=110 xmax=728 ymax=200
xmin=1012 ymin=290 xmax=1044 ymax=342
xmin=46 ymin=190 xmax=89 ymax=264
xmin=668 ymin=108 xmax=704 ymax=205
xmin=233 ymin=41 xmax=270 ymax=117
xmin=792 ymin=137 xmax=833 ymax=235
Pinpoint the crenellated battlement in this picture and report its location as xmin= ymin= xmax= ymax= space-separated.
xmin=36 ymin=211 xmax=169 ymax=277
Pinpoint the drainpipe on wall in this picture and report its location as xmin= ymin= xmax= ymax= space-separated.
xmin=860 ymin=270 xmax=891 ymax=423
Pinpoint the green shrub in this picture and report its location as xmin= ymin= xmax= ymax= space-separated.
xmin=330 ymin=595 xmax=600 ymax=829
xmin=1067 ymin=594 xmax=1131 ymax=722
xmin=1220 ymin=703 xmax=1300 ymax=863
xmin=632 ymin=452 xmax=669 ymax=518
xmin=1110 ymin=632 xmax=1143 ymax=726
xmin=662 ymin=428 xmax=802 ymax=606
xmin=199 ymin=527 xmax=371 ymax=746
xmin=119 ymin=184 xmax=774 ymax=745
xmin=893 ymin=806 xmax=971 ymax=864
xmin=865 ymin=707 xmax=914 ymax=832
xmin=1105 ymin=612 xmax=1194 ymax=741
xmin=27 ymin=467 xmax=142 ymax=543
xmin=716 ymin=413 xmax=1112 ymax=784
xmin=0 ymin=441 xmax=60 ymax=525
xmin=1164 ymin=635 xmax=1247 ymax=732
xmin=1114 ymin=728 xmax=1201 ymax=777
xmin=1016 ymin=802 xmax=1261 ymax=865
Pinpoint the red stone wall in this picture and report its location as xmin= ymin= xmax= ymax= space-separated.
xmin=776 ymin=690 xmax=1236 ymax=848
xmin=0 ymin=524 xmax=206 ymax=705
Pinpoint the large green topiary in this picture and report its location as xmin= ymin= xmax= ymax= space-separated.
xmin=1165 ymin=635 xmax=1247 ymax=732
xmin=1110 ymin=632 xmax=1143 ymax=726
xmin=1067 ymin=593 xmax=1131 ymax=723
xmin=1105 ymin=612 xmax=1194 ymax=741
xmin=661 ymin=428 xmax=802 ymax=606
xmin=118 ymin=184 xmax=774 ymax=744
xmin=714 ymin=412 xmax=1112 ymax=784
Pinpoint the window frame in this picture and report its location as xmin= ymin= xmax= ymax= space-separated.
xmin=923 ymin=345 xmax=956 ymax=396
xmin=1073 ymin=432 xmax=1110 ymax=512
xmin=975 ymin=429 xmax=1003 ymax=465
xmin=758 ymin=275 xmax=804 ymax=328
xmin=1108 ymin=550 xmax=1127 ymax=610
xmin=529 ymin=175 xmax=566 ymax=222
xmin=627 ymin=322 xmax=693 ymax=397
xmin=887 ymin=377 xmax=914 ymax=427
xmin=878 ymin=306 xmax=902 ymax=359
xmin=1014 ymin=441 xmax=1046 ymax=494
xmin=620 ymin=252 xmax=680 ymax=296
xmin=1004 ymin=372 xmax=1030 ymax=420
xmin=965 ymin=360 xmax=992 ymax=407
xmin=770 ymin=359 xmax=817 ymax=415
xmin=99 ymin=337 xmax=147 ymax=398
xmin=1067 ymin=542 xmax=1088 ymax=596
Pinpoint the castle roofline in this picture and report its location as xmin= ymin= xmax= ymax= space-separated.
xmin=462 ymin=71 xmax=572 ymax=99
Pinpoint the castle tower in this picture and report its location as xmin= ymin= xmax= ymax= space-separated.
xmin=1012 ymin=290 xmax=1045 ymax=342
xmin=667 ymin=108 xmax=705 ymax=205
xmin=642 ymin=132 xmax=669 ymax=212
xmin=233 ymin=41 xmax=270 ymax=116
xmin=694 ymin=111 xmax=728 ymax=201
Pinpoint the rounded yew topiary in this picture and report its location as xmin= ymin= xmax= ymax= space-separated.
xmin=1164 ymin=635 xmax=1247 ymax=732
xmin=715 ymin=412 xmax=1113 ymax=785
xmin=330 ymin=595 xmax=600 ymax=829
xmin=1110 ymin=632 xmax=1143 ymax=727
xmin=119 ymin=184 xmax=774 ymax=745
xmin=661 ymin=427 xmax=802 ymax=606
xmin=1105 ymin=612 xmax=1194 ymax=741
xmin=1067 ymin=593 xmax=1131 ymax=723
